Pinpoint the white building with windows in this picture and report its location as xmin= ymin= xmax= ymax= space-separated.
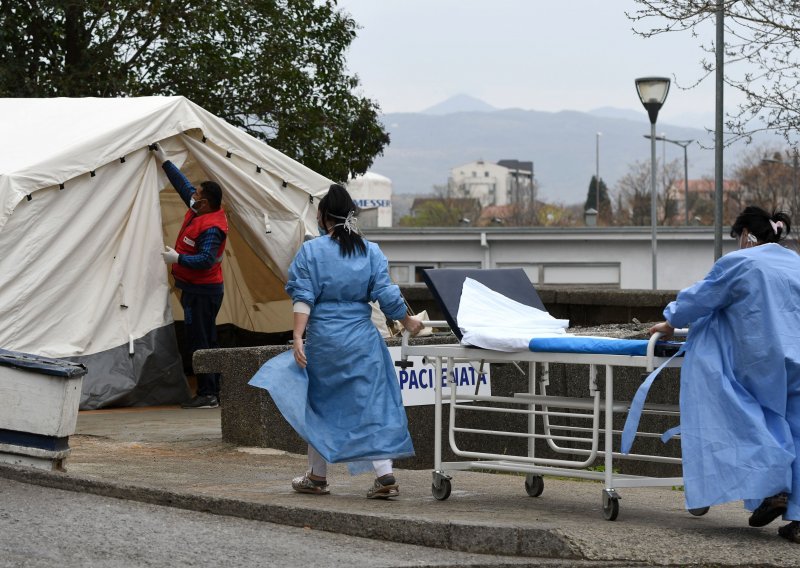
xmin=347 ymin=172 xmax=393 ymax=228
xmin=363 ymin=226 xmax=749 ymax=290
xmin=448 ymin=160 xmax=533 ymax=207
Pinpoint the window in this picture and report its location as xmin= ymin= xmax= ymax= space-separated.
xmin=389 ymin=265 xmax=410 ymax=284
xmin=484 ymin=171 xmax=490 ymax=177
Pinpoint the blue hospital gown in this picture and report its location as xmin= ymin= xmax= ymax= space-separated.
xmin=665 ymin=243 xmax=800 ymax=516
xmin=249 ymin=235 xmax=414 ymax=472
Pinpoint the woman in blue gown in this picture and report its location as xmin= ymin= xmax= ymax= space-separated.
xmin=650 ymin=206 xmax=800 ymax=542
xmin=250 ymin=184 xmax=422 ymax=499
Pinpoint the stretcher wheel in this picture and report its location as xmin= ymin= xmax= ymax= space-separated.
xmin=602 ymin=496 xmax=620 ymax=521
xmin=431 ymin=479 xmax=452 ymax=501
xmin=524 ymin=474 xmax=544 ymax=497
xmin=688 ymin=506 xmax=709 ymax=516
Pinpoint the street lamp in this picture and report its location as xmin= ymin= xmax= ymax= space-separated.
xmin=643 ymin=134 xmax=694 ymax=225
xmin=636 ymin=77 xmax=671 ymax=290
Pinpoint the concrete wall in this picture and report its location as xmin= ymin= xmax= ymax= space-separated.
xmin=368 ymin=226 xmax=743 ymax=290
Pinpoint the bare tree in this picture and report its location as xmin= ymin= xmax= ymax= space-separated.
xmin=502 ymin=179 xmax=541 ymax=226
xmin=615 ymin=159 xmax=683 ymax=225
xmin=732 ymin=144 xmax=797 ymax=212
xmin=629 ymin=1 xmax=800 ymax=145
xmin=616 ymin=161 xmax=652 ymax=225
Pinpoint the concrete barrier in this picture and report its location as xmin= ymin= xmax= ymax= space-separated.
xmin=193 ymin=324 xmax=682 ymax=478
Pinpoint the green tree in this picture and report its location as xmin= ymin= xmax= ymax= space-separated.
xmin=0 ymin=0 xmax=389 ymax=182
xmin=583 ymin=176 xmax=612 ymax=224
xmin=399 ymin=198 xmax=481 ymax=227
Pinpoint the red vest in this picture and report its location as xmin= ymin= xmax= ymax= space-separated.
xmin=172 ymin=208 xmax=228 ymax=285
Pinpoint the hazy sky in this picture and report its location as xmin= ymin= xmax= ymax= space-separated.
xmin=337 ymin=0 xmax=735 ymax=126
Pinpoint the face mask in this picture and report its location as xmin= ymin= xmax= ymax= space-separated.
xmin=318 ymin=225 xmax=327 ymax=237
xmin=738 ymin=232 xmax=758 ymax=249
xmin=190 ymin=196 xmax=199 ymax=213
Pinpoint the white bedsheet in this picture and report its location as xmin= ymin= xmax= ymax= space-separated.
xmin=457 ymin=278 xmax=570 ymax=352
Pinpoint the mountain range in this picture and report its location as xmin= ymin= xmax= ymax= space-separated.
xmin=369 ymin=95 xmax=776 ymax=205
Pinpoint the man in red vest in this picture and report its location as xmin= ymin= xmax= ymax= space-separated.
xmin=153 ymin=144 xmax=228 ymax=409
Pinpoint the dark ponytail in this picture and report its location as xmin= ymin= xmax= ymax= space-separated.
xmin=318 ymin=184 xmax=367 ymax=257
xmin=730 ymin=205 xmax=792 ymax=243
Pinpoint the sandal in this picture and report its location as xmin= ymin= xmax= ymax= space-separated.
xmin=367 ymin=474 xmax=399 ymax=499
xmin=292 ymin=473 xmax=330 ymax=495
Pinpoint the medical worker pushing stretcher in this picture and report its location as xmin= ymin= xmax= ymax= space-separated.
xmin=249 ymin=184 xmax=423 ymax=498
xmin=650 ymin=205 xmax=800 ymax=543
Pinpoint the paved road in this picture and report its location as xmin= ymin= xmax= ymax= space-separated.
xmin=0 ymin=477 xmax=607 ymax=568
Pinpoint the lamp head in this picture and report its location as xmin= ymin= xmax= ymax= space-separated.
xmin=635 ymin=77 xmax=671 ymax=124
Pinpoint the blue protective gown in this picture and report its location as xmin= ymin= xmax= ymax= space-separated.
xmin=665 ymin=243 xmax=800 ymax=516
xmin=249 ymin=236 xmax=414 ymax=473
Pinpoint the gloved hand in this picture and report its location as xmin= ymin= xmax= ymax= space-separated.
xmin=401 ymin=315 xmax=424 ymax=337
xmin=152 ymin=143 xmax=167 ymax=164
xmin=161 ymin=246 xmax=179 ymax=265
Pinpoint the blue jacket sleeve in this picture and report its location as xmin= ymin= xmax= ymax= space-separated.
xmin=664 ymin=254 xmax=742 ymax=328
xmin=178 ymin=228 xmax=224 ymax=270
xmin=368 ymin=244 xmax=406 ymax=321
xmin=163 ymin=161 xmax=196 ymax=208
xmin=285 ymin=245 xmax=315 ymax=308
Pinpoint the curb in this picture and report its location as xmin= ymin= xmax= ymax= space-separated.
xmin=0 ymin=463 xmax=581 ymax=559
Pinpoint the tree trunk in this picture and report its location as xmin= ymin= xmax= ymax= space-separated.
xmin=63 ymin=2 xmax=86 ymax=95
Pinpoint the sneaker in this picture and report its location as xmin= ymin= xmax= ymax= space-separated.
xmin=749 ymin=492 xmax=789 ymax=527
xmin=180 ymin=395 xmax=219 ymax=409
xmin=292 ymin=473 xmax=330 ymax=495
xmin=778 ymin=521 xmax=800 ymax=543
xmin=367 ymin=474 xmax=399 ymax=499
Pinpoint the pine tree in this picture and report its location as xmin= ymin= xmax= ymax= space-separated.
xmin=584 ymin=176 xmax=612 ymax=224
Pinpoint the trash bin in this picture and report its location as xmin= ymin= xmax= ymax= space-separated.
xmin=0 ymin=348 xmax=87 ymax=471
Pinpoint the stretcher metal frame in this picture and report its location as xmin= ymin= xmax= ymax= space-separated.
xmin=400 ymin=325 xmax=689 ymax=520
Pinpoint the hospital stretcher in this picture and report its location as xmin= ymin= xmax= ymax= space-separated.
xmin=398 ymin=268 xmax=697 ymax=521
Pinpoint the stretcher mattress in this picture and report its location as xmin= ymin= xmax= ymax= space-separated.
xmin=422 ymin=268 xmax=681 ymax=356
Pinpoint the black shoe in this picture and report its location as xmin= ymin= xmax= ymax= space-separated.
xmin=778 ymin=521 xmax=800 ymax=543
xmin=181 ymin=395 xmax=219 ymax=409
xmin=749 ymin=493 xmax=788 ymax=527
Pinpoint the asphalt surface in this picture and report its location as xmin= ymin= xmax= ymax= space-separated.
xmin=0 ymin=406 xmax=798 ymax=567
xmin=0 ymin=477 xmax=599 ymax=568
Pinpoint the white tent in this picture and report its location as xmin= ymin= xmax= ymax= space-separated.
xmin=0 ymin=96 xmax=331 ymax=409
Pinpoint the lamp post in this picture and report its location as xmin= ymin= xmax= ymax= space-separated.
xmin=636 ymin=77 xmax=670 ymax=290
xmin=643 ymin=134 xmax=694 ymax=225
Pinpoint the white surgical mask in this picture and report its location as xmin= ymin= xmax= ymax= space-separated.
xmin=190 ymin=196 xmax=198 ymax=213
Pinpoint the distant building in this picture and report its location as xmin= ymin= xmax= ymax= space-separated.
xmin=665 ymin=178 xmax=740 ymax=201
xmin=476 ymin=204 xmax=515 ymax=226
xmin=665 ymin=178 xmax=741 ymax=224
xmin=363 ymin=226 xmax=745 ymax=290
xmin=347 ymin=172 xmax=393 ymax=228
xmin=496 ymin=159 xmax=535 ymax=206
xmin=448 ymin=159 xmax=533 ymax=207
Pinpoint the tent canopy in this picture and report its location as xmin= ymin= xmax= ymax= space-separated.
xmin=0 ymin=96 xmax=331 ymax=408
